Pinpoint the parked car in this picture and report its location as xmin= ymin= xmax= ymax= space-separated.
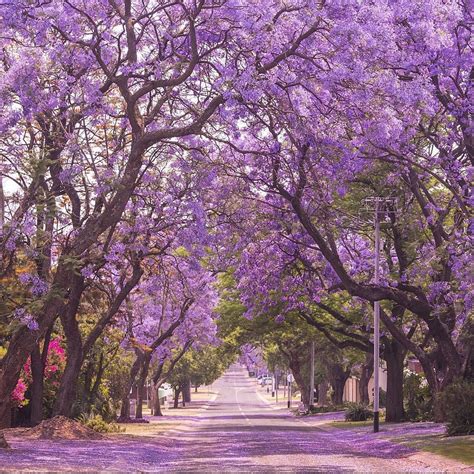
xmin=260 ymin=377 xmax=273 ymax=386
xmin=161 ymin=383 xmax=173 ymax=397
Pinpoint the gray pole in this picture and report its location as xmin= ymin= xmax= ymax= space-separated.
xmin=287 ymin=381 xmax=292 ymax=409
xmin=275 ymin=372 xmax=279 ymax=403
xmin=373 ymin=198 xmax=381 ymax=433
xmin=309 ymin=341 xmax=315 ymax=409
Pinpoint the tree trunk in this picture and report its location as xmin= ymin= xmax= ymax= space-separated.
xmin=135 ymin=355 xmax=150 ymax=419
xmin=152 ymin=384 xmax=163 ymax=416
xmin=173 ymin=387 xmax=180 ymax=409
xmin=384 ymin=340 xmax=406 ymax=422
xmin=319 ymin=381 xmax=329 ymax=405
xmin=329 ymin=363 xmax=350 ymax=406
xmin=0 ymin=293 xmax=65 ymax=428
xmin=87 ymin=353 xmax=105 ymax=408
xmin=119 ymin=353 xmax=142 ymax=420
xmin=359 ymin=354 xmax=374 ymax=405
xmin=331 ymin=379 xmax=345 ymax=406
xmin=289 ymin=358 xmax=310 ymax=408
xmin=183 ymin=378 xmax=191 ymax=403
xmin=53 ymin=275 xmax=85 ymax=417
xmin=29 ymin=345 xmax=45 ymax=426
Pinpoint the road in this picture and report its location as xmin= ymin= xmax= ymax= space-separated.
xmin=162 ymin=365 xmax=436 ymax=472
xmin=0 ymin=365 xmax=462 ymax=472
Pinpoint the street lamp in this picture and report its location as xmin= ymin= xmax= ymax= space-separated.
xmin=364 ymin=196 xmax=396 ymax=433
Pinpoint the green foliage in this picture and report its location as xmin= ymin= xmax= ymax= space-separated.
xmin=404 ymin=370 xmax=433 ymax=421
xmin=77 ymin=413 xmax=124 ymax=433
xmin=344 ymin=403 xmax=373 ymax=421
xmin=437 ymin=379 xmax=474 ymax=436
xmin=308 ymin=404 xmax=345 ymax=414
xmin=167 ymin=344 xmax=235 ymax=390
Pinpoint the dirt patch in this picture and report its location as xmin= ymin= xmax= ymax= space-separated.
xmin=21 ymin=416 xmax=104 ymax=440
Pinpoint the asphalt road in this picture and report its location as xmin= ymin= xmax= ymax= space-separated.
xmin=163 ymin=365 xmax=434 ymax=472
xmin=0 ymin=365 xmax=459 ymax=472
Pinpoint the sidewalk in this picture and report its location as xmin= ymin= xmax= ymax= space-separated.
xmin=255 ymin=382 xmax=304 ymax=410
xmin=116 ymin=386 xmax=219 ymax=438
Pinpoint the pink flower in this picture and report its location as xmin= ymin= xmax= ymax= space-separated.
xmin=11 ymin=379 xmax=27 ymax=406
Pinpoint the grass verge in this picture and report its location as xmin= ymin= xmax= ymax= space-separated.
xmin=401 ymin=435 xmax=474 ymax=465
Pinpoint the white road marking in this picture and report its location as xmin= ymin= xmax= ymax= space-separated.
xmin=234 ymin=378 xmax=252 ymax=426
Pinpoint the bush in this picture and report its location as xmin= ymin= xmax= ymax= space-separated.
xmin=308 ymin=405 xmax=341 ymax=414
xmin=437 ymin=380 xmax=474 ymax=436
xmin=77 ymin=413 xmax=124 ymax=433
xmin=404 ymin=370 xmax=433 ymax=421
xmin=344 ymin=403 xmax=373 ymax=421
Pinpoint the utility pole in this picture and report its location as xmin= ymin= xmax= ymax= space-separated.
xmin=373 ymin=198 xmax=381 ymax=433
xmin=364 ymin=196 xmax=396 ymax=433
xmin=309 ymin=341 xmax=315 ymax=410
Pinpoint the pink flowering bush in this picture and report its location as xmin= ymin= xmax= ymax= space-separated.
xmin=10 ymin=379 xmax=28 ymax=407
xmin=11 ymin=337 xmax=66 ymax=409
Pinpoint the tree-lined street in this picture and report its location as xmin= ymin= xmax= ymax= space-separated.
xmin=0 ymin=0 xmax=472 ymax=471
xmin=1 ymin=365 xmax=470 ymax=472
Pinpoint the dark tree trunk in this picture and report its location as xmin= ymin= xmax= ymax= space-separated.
xmin=332 ymin=379 xmax=345 ymax=406
xmin=29 ymin=345 xmax=45 ymax=426
xmin=87 ymin=353 xmax=105 ymax=407
xmin=120 ymin=393 xmax=131 ymax=419
xmin=173 ymin=387 xmax=181 ymax=409
xmin=384 ymin=340 xmax=406 ymax=422
xmin=329 ymin=363 xmax=350 ymax=406
xmin=53 ymin=345 xmax=83 ymax=418
xmin=319 ymin=381 xmax=329 ymax=405
xmin=359 ymin=354 xmax=374 ymax=405
xmin=53 ymin=275 xmax=84 ymax=417
xmin=135 ymin=355 xmax=150 ymax=419
xmin=183 ymin=378 xmax=191 ymax=403
xmin=289 ymin=358 xmax=310 ymax=408
xmin=119 ymin=353 xmax=142 ymax=420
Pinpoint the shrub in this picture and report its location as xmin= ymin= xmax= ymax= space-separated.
xmin=77 ymin=413 xmax=124 ymax=433
xmin=306 ymin=403 xmax=347 ymax=415
xmin=344 ymin=403 xmax=373 ymax=421
xmin=404 ymin=370 xmax=433 ymax=421
xmin=437 ymin=380 xmax=474 ymax=436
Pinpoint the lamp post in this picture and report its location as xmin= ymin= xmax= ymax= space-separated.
xmin=364 ymin=196 xmax=396 ymax=433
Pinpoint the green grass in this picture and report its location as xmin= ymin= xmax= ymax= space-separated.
xmin=404 ymin=436 xmax=474 ymax=465
xmin=327 ymin=419 xmax=384 ymax=429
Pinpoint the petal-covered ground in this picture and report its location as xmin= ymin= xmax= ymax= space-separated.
xmin=0 ymin=367 xmax=472 ymax=472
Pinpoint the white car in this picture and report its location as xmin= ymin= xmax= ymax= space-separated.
xmin=161 ymin=383 xmax=173 ymax=397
